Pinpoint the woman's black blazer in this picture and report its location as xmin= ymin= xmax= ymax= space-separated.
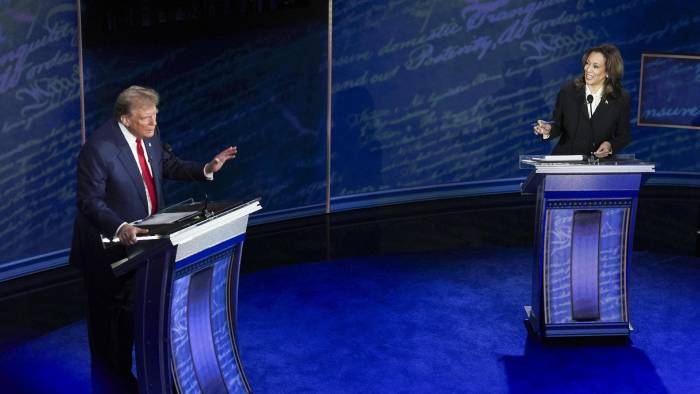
xmin=548 ymin=80 xmax=631 ymax=155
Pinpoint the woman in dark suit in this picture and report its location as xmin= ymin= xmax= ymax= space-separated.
xmin=534 ymin=44 xmax=631 ymax=157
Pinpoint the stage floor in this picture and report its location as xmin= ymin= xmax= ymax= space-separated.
xmin=1 ymin=247 xmax=698 ymax=393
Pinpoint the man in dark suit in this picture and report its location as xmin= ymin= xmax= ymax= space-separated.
xmin=69 ymin=86 xmax=237 ymax=388
xmin=534 ymin=44 xmax=631 ymax=156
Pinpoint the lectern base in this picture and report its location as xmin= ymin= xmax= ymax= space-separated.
xmin=524 ymin=305 xmax=631 ymax=338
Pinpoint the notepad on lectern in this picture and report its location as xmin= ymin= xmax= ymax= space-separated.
xmin=531 ymin=155 xmax=585 ymax=162
xmin=137 ymin=211 xmax=199 ymax=226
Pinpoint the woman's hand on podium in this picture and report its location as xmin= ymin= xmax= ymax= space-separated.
xmin=593 ymin=141 xmax=612 ymax=158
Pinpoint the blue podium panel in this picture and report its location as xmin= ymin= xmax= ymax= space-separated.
xmin=171 ymin=275 xmax=199 ymax=393
xmin=544 ymin=205 xmax=628 ymax=326
xmin=570 ymin=210 xmax=601 ymax=321
xmin=171 ymin=240 xmax=248 ymax=394
xmin=521 ymin=158 xmax=653 ymax=338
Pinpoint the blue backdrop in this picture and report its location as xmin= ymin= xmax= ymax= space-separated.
xmin=81 ymin=2 xmax=329 ymax=219
xmin=330 ymin=0 xmax=700 ymax=202
xmin=1 ymin=0 xmax=700 ymax=277
xmin=0 ymin=0 xmax=80 ymax=271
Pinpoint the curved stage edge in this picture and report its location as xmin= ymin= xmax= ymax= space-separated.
xmin=2 ymin=171 xmax=700 ymax=283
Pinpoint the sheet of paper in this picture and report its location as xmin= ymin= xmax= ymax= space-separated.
xmin=137 ymin=211 xmax=198 ymax=226
xmin=531 ymin=155 xmax=585 ymax=162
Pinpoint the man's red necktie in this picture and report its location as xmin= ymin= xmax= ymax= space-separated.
xmin=135 ymin=138 xmax=157 ymax=215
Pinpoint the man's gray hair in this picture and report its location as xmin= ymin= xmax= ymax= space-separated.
xmin=114 ymin=85 xmax=160 ymax=119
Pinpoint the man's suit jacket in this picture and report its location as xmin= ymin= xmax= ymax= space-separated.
xmin=549 ymin=81 xmax=631 ymax=155
xmin=69 ymin=120 xmax=206 ymax=276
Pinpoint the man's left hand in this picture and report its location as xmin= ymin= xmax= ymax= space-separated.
xmin=205 ymin=146 xmax=237 ymax=174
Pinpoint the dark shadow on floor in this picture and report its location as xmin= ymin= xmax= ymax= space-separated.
xmin=501 ymin=334 xmax=667 ymax=393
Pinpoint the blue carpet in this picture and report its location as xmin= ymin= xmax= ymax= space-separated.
xmin=0 ymin=321 xmax=91 ymax=393
xmin=236 ymin=249 xmax=700 ymax=393
xmin=1 ymin=249 xmax=699 ymax=393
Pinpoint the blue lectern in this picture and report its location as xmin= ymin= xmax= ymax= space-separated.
xmin=107 ymin=199 xmax=261 ymax=393
xmin=520 ymin=156 xmax=654 ymax=337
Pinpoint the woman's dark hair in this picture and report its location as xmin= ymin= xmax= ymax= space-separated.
xmin=575 ymin=43 xmax=624 ymax=98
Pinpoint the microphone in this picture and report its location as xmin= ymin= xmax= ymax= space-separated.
xmin=162 ymin=141 xmax=212 ymax=218
xmin=586 ymin=95 xmax=596 ymax=157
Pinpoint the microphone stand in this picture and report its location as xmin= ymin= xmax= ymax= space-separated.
xmin=162 ymin=140 xmax=213 ymax=219
xmin=586 ymin=94 xmax=597 ymax=163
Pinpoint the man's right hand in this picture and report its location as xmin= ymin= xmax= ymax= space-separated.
xmin=117 ymin=224 xmax=149 ymax=245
